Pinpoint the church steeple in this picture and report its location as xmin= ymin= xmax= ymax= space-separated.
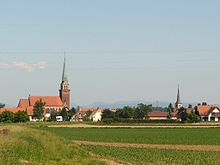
xmin=175 ymin=85 xmax=183 ymax=109
xmin=59 ymin=54 xmax=71 ymax=109
xmin=62 ymin=54 xmax=68 ymax=82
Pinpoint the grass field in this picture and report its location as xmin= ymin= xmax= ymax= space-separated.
xmin=82 ymin=145 xmax=220 ymax=165
xmin=0 ymin=125 xmax=105 ymax=165
xmin=1 ymin=123 xmax=220 ymax=165
xmin=43 ymin=127 xmax=220 ymax=145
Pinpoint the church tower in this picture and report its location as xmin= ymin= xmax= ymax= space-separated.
xmin=175 ymin=85 xmax=183 ymax=109
xmin=59 ymin=55 xmax=71 ymax=109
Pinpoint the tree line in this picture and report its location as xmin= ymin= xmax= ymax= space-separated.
xmin=102 ymin=103 xmax=153 ymax=122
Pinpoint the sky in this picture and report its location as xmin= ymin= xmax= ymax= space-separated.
xmin=0 ymin=0 xmax=220 ymax=107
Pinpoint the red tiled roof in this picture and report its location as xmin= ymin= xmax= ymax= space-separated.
xmin=197 ymin=105 xmax=220 ymax=116
xmin=148 ymin=111 xmax=168 ymax=117
xmin=18 ymin=99 xmax=29 ymax=108
xmin=26 ymin=106 xmax=34 ymax=116
xmin=28 ymin=96 xmax=63 ymax=107
xmin=80 ymin=108 xmax=98 ymax=112
xmin=0 ymin=108 xmax=26 ymax=113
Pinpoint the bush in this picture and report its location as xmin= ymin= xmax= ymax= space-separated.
xmin=0 ymin=111 xmax=14 ymax=123
xmin=14 ymin=111 xmax=29 ymax=123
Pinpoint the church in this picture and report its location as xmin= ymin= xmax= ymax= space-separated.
xmin=0 ymin=57 xmax=71 ymax=121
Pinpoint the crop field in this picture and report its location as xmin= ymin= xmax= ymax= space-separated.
xmin=82 ymin=145 xmax=220 ymax=165
xmin=1 ymin=123 xmax=220 ymax=165
xmin=38 ymin=125 xmax=220 ymax=165
xmin=43 ymin=127 xmax=220 ymax=145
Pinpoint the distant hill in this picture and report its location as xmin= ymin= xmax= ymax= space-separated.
xmin=77 ymin=100 xmax=198 ymax=109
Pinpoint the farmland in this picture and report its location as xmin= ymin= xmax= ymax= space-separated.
xmin=1 ymin=123 xmax=220 ymax=165
xmin=42 ymin=127 xmax=220 ymax=145
xmin=41 ymin=125 xmax=220 ymax=165
xmin=0 ymin=125 xmax=105 ymax=165
xmin=82 ymin=145 xmax=220 ymax=165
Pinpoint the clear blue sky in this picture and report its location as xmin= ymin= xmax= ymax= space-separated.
xmin=1 ymin=0 xmax=220 ymax=106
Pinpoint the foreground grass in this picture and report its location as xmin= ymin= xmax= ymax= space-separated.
xmin=0 ymin=125 xmax=105 ymax=165
xmin=43 ymin=127 xmax=220 ymax=145
xmin=82 ymin=145 xmax=220 ymax=165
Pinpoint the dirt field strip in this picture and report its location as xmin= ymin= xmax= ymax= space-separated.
xmin=74 ymin=140 xmax=220 ymax=151
xmin=49 ymin=124 xmax=220 ymax=128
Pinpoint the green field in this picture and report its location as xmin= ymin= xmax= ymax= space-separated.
xmin=1 ymin=124 xmax=220 ymax=165
xmin=43 ymin=127 xmax=220 ymax=145
xmin=82 ymin=145 xmax=220 ymax=165
xmin=0 ymin=125 xmax=105 ymax=165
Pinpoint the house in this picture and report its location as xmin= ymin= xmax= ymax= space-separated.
xmin=197 ymin=105 xmax=220 ymax=122
xmin=80 ymin=107 xmax=99 ymax=112
xmin=71 ymin=111 xmax=87 ymax=121
xmin=148 ymin=111 xmax=169 ymax=120
xmin=88 ymin=108 xmax=103 ymax=122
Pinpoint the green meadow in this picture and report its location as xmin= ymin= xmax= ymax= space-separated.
xmin=1 ymin=123 xmax=220 ymax=165
xmin=43 ymin=127 xmax=220 ymax=145
xmin=0 ymin=125 xmax=105 ymax=165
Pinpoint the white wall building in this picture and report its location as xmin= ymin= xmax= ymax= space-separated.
xmin=89 ymin=108 xmax=103 ymax=122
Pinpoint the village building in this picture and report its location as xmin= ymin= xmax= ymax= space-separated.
xmin=71 ymin=111 xmax=87 ymax=122
xmin=71 ymin=107 xmax=103 ymax=122
xmin=0 ymin=57 xmax=71 ymax=121
xmin=148 ymin=111 xmax=169 ymax=120
xmin=88 ymin=108 xmax=103 ymax=122
xmin=197 ymin=105 xmax=220 ymax=122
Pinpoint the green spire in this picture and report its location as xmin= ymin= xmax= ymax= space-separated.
xmin=62 ymin=53 xmax=68 ymax=82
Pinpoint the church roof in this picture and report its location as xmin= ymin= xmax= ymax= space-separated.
xmin=18 ymin=99 xmax=29 ymax=108
xmin=28 ymin=96 xmax=63 ymax=107
xmin=0 ymin=107 xmax=25 ymax=114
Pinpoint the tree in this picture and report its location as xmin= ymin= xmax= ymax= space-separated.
xmin=33 ymin=99 xmax=46 ymax=120
xmin=66 ymin=107 xmax=75 ymax=120
xmin=187 ymin=113 xmax=200 ymax=123
xmin=0 ymin=103 xmax=5 ymax=108
xmin=102 ymin=109 xmax=114 ymax=119
xmin=60 ymin=107 xmax=68 ymax=121
xmin=117 ymin=106 xmax=134 ymax=119
xmin=70 ymin=107 xmax=76 ymax=114
xmin=135 ymin=103 xmax=152 ymax=119
xmin=76 ymin=106 xmax=80 ymax=113
xmin=188 ymin=104 xmax=192 ymax=109
xmin=177 ymin=107 xmax=187 ymax=122
xmin=0 ymin=111 xmax=14 ymax=123
xmin=167 ymin=103 xmax=174 ymax=119
xmin=14 ymin=111 xmax=29 ymax=122
xmin=50 ymin=110 xmax=58 ymax=121
xmin=168 ymin=103 xmax=174 ymax=111
xmin=178 ymin=107 xmax=201 ymax=123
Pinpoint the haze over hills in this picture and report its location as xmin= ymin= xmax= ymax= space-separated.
xmin=77 ymin=100 xmax=198 ymax=109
